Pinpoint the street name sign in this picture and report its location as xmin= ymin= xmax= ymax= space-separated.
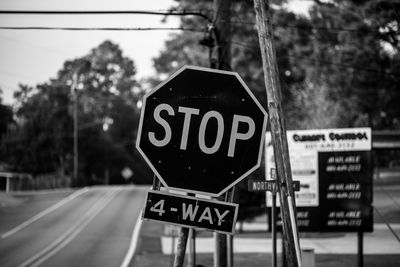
xmin=143 ymin=190 xmax=239 ymax=234
xmin=248 ymin=179 xmax=301 ymax=192
xmin=136 ymin=65 xmax=267 ymax=196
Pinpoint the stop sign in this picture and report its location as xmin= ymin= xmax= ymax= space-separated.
xmin=136 ymin=65 xmax=267 ymax=196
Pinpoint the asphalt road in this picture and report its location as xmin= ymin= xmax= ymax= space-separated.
xmin=0 ymin=185 xmax=147 ymax=267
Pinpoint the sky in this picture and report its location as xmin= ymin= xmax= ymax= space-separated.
xmin=0 ymin=0 xmax=310 ymax=105
xmin=0 ymin=0 xmax=180 ymax=105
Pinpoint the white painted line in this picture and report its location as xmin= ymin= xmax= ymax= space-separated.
xmin=18 ymin=188 xmax=121 ymax=267
xmin=2 ymin=187 xmax=89 ymax=239
xmin=120 ymin=210 xmax=143 ymax=267
xmin=10 ymin=189 xmax=79 ymax=196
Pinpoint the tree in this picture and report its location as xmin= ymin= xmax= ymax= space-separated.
xmin=1 ymin=41 xmax=152 ymax=184
xmin=291 ymin=0 xmax=400 ymax=129
xmin=0 ymin=89 xmax=14 ymax=142
xmin=0 ymin=89 xmax=14 ymax=170
xmin=2 ymin=83 xmax=71 ymax=175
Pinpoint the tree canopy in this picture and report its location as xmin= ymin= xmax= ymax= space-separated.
xmin=1 ymin=40 xmax=152 ymax=184
xmin=154 ymin=0 xmax=400 ymax=130
xmin=0 ymin=89 xmax=14 ymax=142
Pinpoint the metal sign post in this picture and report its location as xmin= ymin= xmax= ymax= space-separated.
xmin=271 ymin=169 xmax=278 ymax=267
xmin=358 ymin=231 xmax=364 ymax=267
xmin=188 ymin=228 xmax=196 ymax=267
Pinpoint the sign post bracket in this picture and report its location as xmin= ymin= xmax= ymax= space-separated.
xmin=152 ymin=174 xmax=161 ymax=190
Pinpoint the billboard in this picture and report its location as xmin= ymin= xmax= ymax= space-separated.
xmin=265 ymin=128 xmax=373 ymax=232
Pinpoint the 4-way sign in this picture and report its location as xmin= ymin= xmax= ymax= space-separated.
xmin=143 ymin=190 xmax=238 ymax=234
xmin=136 ymin=65 xmax=267 ymax=196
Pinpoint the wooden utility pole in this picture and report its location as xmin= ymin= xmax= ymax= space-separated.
xmin=72 ymin=72 xmax=79 ymax=187
xmin=210 ymin=0 xmax=233 ymax=266
xmin=213 ymin=0 xmax=231 ymax=71
xmin=253 ymin=1 xmax=301 ymax=267
xmin=213 ymin=1 xmax=232 ymax=267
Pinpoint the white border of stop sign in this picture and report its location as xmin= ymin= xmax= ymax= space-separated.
xmin=136 ymin=65 xmax=268 ymax=196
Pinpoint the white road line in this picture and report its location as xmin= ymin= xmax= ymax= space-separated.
xmin=19 ymin=190 xmax=114 ymax=267
xmin=18 ymin=188 xmax=121 ymax=267
xmin=1 ymin=187 xmax=89 ymax=239
xmin=120 ymin=210 xmax=143 ymax=267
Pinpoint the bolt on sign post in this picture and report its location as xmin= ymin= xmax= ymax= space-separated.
xmin=136 ymin=65 xmax=268 ymax=267
xmin=253 ymin=0 xmax=301 ymax=266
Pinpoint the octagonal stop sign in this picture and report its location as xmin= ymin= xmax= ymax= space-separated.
xmin=136 ymin=65 xmax=267 ymax=196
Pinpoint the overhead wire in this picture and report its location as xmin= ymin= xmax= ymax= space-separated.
xmin=373 ymin=205 xmax=400 ymax=243
xmin=0 ymin=9 xmax=213 ymax=22
xmin=228 ymin=18 xmax=387 ymax=35
xmin=9 ymin=8 xmax=389 ymax=70
xmin=0 ymin=9 xmax=397 ymax=36
xmin=212 ymin=4 xmax=396 ymax=35
xmin=230 ymin=40 xmax=400 ymax=78
xmin=0 ymin=9 xmax=397 ymax=83
xmin=0 ymin=26 xmax=204 ymax=32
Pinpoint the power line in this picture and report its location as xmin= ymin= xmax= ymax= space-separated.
xmin=0 ymin=26 xmax=203 ymax=32
xmin=373 ymin=205 xmax=400 ymax=243
xmin=226 ymin=18 xmax=389 ymax=36
xmin=0 ymin=9 xmax=213 ymax=23
xmin=287 ymin=54 xmax=400 ymax=78
xmin=1 ymin=8 xmax=391 ymax=35
xmin=226 ymin=4 xmax=399 ymax=36
xmin=230 ymin=40 xmax=400 ymax=78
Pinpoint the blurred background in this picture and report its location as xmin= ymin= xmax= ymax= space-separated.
xmin=0 ymin=0 xmax=399 ymax=266
xmin=1 ymin=0 xmax=399 ymax=189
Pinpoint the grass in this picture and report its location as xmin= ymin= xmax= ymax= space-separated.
xmin=134 ymin=219 xmax=400 ymax=267
xmin=133 ymin=182 xmax=400 ymax=266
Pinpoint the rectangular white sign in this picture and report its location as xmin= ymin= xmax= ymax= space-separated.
xmin=265 ymin=127 xmax=371 ymax=207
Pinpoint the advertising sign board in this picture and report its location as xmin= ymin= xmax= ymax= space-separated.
xmin=265 ymin=128 xmax=373 ymax=232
